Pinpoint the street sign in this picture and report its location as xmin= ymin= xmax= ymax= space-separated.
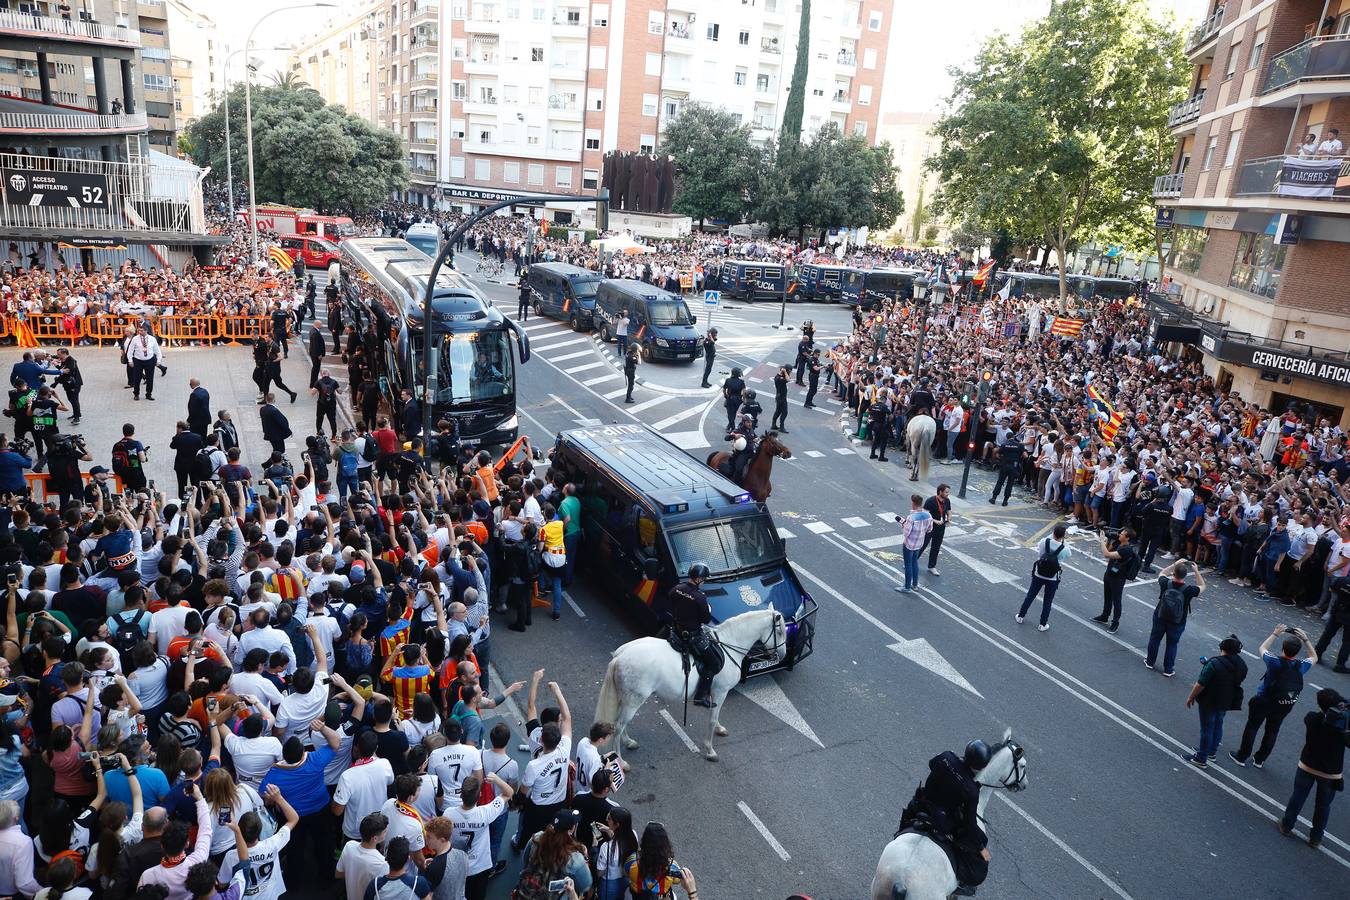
xmin=704 ymin=290 xmax=720 ymax=306
xmin=2 ymin=169 xmax=110 ymax=209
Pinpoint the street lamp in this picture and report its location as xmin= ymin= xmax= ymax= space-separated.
xmin=221 ymin=46 xmax=288 ymax=219
xmin=912 ymin=277 xmax=933 ymax=376
xmin=244 ymin=3 xmax=337 ymax=262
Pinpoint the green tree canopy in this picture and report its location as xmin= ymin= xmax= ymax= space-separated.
xmin=927 ymin=0 xmax=1187 ymax=304
xmin=188 ymin=83 xmax=408 ymax=213
xmin=661 ymin=103 xmax=763 ymax=226
xmin=779 ymin=0 xmax=810 ymax=145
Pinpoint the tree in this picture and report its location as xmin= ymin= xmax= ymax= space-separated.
xmin=910 ymin=185 xmax=927 ymax=244
xmin=187 ymin=82 xmax=409 ymax=213
xmin=779 ymin=0 xmax=810 ymax=145
xmin=661 ymin=103 xmax=763 ymax=227
xmin=269 ymin=69 xmax=313 ymax=93
xmin=175 ymin=132 xmax=193 ymax=158
xmin=927 ymin=0 xmax=1187 ymax=307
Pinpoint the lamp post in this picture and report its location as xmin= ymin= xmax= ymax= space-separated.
xmin=912 ymin=278 xmax=933 ymax=377
xmin=243 ymin=3 xmax=336 ymax=262
xmin=221 ymin=46 xmax=287 ymax=219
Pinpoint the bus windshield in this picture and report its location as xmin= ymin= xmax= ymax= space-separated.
xmin=669 ymin=516 xmax=785 ymax=576
xmin=570 ymin=277 xmax=602 ymax=299
xmin=648 ymin=301 xmax=693 ymax=326
xmin=405 ymin=235 xmax=438 ymax=258
xmin=437 ymin=330 xmax=514 ymax=404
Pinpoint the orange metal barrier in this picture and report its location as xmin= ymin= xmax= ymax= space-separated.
xmin=26 ymin=313 xmax=82 ymax=345
xmin=220 ymin=315 xmax=273 ymax=345
xmin=84 ymin=314 xmax=142 ymax=345
xmin=155 ymin=315 xmax=222 ymax=345
xmin=493 ymin=436 xmax=530 ymax=474
xmin=24 ymin=471 xmax=124 ymax=504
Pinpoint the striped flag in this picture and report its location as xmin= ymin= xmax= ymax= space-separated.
xmin=1100 ymin=411 xmax=1125 ymax=443
xmin=1049 ymin=316 xmax=1085 ymax=337
xmin=634 ymin=578 xmax=659 ymax=605
xmin=972 ymin=259 xmax=996 ymax=285
xmin=1086 ymin=384 xmax=1125 ymax=443
xmin=268 ymin=245 xmax=293 ymax=270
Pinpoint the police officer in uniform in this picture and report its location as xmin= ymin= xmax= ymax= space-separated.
xmin=517 ymin=269 xmax=531 ymax=321
xmin=794 ymin=335 xmax=814 ymax=385
xmin=725 ymin=414 xmax=756 ymax=483
xmin=990 ymin=435 xmax=1026 ymax=506
xmin=915 ymin=740 xmax=993 ymax=896
xmin=669 ymin=564 xmax=719 ymax=708
xmin=623 ymin=345 xmax=639 ymax=403
xmin=909 ymin=376 xmax=936 ymax=418
xmin=721 ymin=367 xmax=745 ymax=432
xmin=700 ymin=328 xmax=718 ymax=388
xmin=770 ymin=366 xmax=789 ymax=433
xmin=738 ymin=388 xmax=762 ymax=431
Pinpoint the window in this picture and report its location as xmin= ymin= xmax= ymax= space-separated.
xmin=503 ymin=84 xmax=518 ymax=104
xmin=664 ymin=99 xmax=679 ymax=118
xmin=853 ymin=120 xmax=868 ymax=137
xmin=858 ymin=84 xmax=872 ymax=105
xmin=529 ymin=86 xmax=542 ymax=105
xmin=143 ymin=73 xmax=169 ymax=92
xmin=452 ymin=80 xmax=467 ymax=100
xmin=452 ymin=39 xmax=467 ymax=59
xmin=555 ymin=166 xmax=573 ymax=187
xmin=506 ymin=1 xmax=520 ymax=18
xmin=583 ymin=168 xmax=599 ymax=189
xmin=738 ymin=30 xmax=750 ymax=45
xmin=503 ymin=161 xmax=520 ymax=183
xmin=592 ymin=4 xmax=608 ymax=26
xmin=707 ymin=22 xmax=719 ymax=41
xmin=649 ymin=10 xmax=663 ymax=33
xmin=528 ymin=163 xmax=544 ymax=185
xmin=474 ymin=159 xmax=491 ymax=179
xmin=1223 ymin=128 xmax=1242 ymax=167
xmin=1165 ymin=226 xmax=1207 ymax=275
xmin=1201 ymin=135 xmax=1218 ymax=169
xmin=756 ymin=73 xmax=771 ymax=92
xmin=450 ymin=156 xmax=466 ymax=178
xmin=1225 ymin=42 xmax=1241 ymax=79
xmin=734 ymin=68 xmax=747 ymax=86
xmin=502 ymin=123 xmax=518 ymax=143
xmin=1248 ymin=28 xmax=1266 ymax=69
xmin=451 ymin=118 xmax=466 ymax=139
xmin=530 ymin=46 xmax=544 ymax=62
xmin=642 ymin=93 xmax=658 ymax=116
xmin=863 ymin=47 xmax=877 ymax=69
xmin=1229 ymin=232 xmax=1286 ymax=300
xmin=645 ymin=53 xmax=662 ymax=76
xmin=478 ymin=128 xmax=494 ymax=143
xmin=640 ymin=133 xmax=656 ymax=154
xmin=585 ymin=128 xmax=601 ymax=149
xmin=589 ymin=46 xmax=606 ymax=69
xmin=533 ymin=4 xmax=546 ymax=20
xmin=868 ymin=10 xmax=883 ymax=30
xmin=588 ymin=88 xmax=604 ymax=111
xmin=523 ymin=125 xmax=539 ymax=145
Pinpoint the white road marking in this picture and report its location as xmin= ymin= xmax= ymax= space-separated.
xmin=944 ymin=546 xmax=1022 ymax=584
xmin=803 ymin=521 xmax=835 ymax=534
xmin=486 ymin=663 xmax=525 ymax=727
xmin=548 ymin=349 xmax=593 ymax=363
xmin=842 ymin=516 xmax=870 ymax=528
xmin=795 ymin=563 xmax=981 ymax=697
xmin=832 ymin=447 xmax=854 ymax=455
xmin=602 ymin=388 xmax=628 ymax=399
xmin=860 ymin=534 xmax=905 ymax=550
xmin=737 ymin=801 xmax=791 ymax=861
xmin=653 ymin=402 xmax=709 ymax=430
xmin=877 ymin=512 xmax=897 ymax=522
xmin=747 ymin=376 xmax=765 ymax=383
xmin=547 ymin=393 xmax=584 ymax=421
xmin=530 ymin=336 xmax=588 ymax=353
xmin=657 ymin=708 xmax=700 ymax=753
xmin=563 ymin=361 xmax=606 ymax=374
xmin=582 ymin=373 xmax=620 ymax=385
xmin=802 ymin=450 xmax=826 ymax=458
xmin=997 ymin=795 xmax=1134 ymax=900
xmin=663 ymin=431 xmax=711 ymax=450
xmin=776 ymin=527 xmax=795 ymax=539
xmin=564 ymin=592 xmax=586 ymax=619
xmin=734 ymin=678 xmax=823 ymax=748
xmin=627 ymin=395 xmax=673 ymax=413
xmin=521 ymin=321 xmax=559 ymax=332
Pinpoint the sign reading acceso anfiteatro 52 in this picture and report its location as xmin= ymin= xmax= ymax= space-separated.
xmin=1 ymin=169 xmax=110 ymax=209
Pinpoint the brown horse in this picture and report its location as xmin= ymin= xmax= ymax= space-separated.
xmin=705 ymin=432 xmax=792 ymax=502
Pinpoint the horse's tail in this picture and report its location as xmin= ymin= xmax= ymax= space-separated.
xmin=594 ymin=653 xmax=623 ymax=726
xmin=916 ymin=437 xmax=931 ymax=483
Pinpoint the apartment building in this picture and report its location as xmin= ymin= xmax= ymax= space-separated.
xmin=878 ymin=110 xmax=946 ymax=245
xmin=164 ymin=0 xmax=221 ymax=131
xmin=288 ymin=1 xmax=383 ymax=129
xmin=1152 ymin=0 xmax=1350 ymax=423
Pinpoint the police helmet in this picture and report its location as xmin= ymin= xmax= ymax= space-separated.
xmin=732 ymin=436 xmax=748 ymax=452
xmin=688 ymin=564 xmax=711 ymax=581
xmin=744 ymin=389 xmax=757 ymax=401
xmin=964 ymin=739 xmax=992 ymax=771
xmin=731 ymin=367 xmax=743 ymax=378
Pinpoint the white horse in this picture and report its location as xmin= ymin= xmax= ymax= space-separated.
xmin=870 ymin=730 xmax=1028 ymax=900
xmin=594 ymin=609 xmax=787 ymax=762
xmin=906 ymin=413 xmax=937 ymax=483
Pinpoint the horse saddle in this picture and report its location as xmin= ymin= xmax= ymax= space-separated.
xmin=896 ymin=787 xmax=988 ymax=892
xmin=667 ymin=630 xmax=726 ymax=678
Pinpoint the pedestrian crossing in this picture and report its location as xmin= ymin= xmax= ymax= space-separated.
xmin=773 ymin=512 xmax=901 ymax=540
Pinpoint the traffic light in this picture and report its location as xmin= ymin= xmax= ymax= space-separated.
xmin=961 ymin=380 xmax=976 ymax=405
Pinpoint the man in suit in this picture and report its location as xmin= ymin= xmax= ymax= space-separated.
xmin=186 ymin=379 xmax=211 ymax=437
xmin=307 ymin=323 xmax=326 ymax=389
xmin=169 ymin=420 xmax=205 ymax=496
xmin=400 ymin=388 xmax=422 ymax=439
xmin=53 ymin=348 xmax=82 ymax=425
xmin=259 ymin=394 xmax=291 ymax=455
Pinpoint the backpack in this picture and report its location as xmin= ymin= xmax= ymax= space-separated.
xmin=192 ymin=447 xmax=216 ymax=482
xmin=1156 ymin=584 xmax=1188 ymax=624
xmin=1034 ymin=540 xmax=1063 ymax=579
xmin=360 ymin=436 xmax=379 ymax=463
xmin=1264 ymin=657 xmax=1305 ymax=707
xmin=1121 ymin=547 xmax=1142 ymax=581
xmin=338 ymin=449 xmax=359 ymax=479
xmin=113 ymin=609 xmax=148 ymax=656
xmin=111 ymin=438 xmax=134 ymax=474
xmin=512 ymin=843 xmax=565 ymax=900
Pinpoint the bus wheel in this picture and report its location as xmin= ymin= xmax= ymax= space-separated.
xmin=533 ymin=300 xmax=543 ymax=316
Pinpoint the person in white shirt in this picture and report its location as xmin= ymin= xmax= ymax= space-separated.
xmin=219 ymin=786 xmax=299 ymax=900
xmin=573 ymin=723 xmax=616 ymax=796
xmin=1317 ymin=128 xmax=1343 ymax=157
xmin=123 ymin=322 xmax=164 ymax=401
xmin=1166 ymin=475 xmax=1195 ymax=558
xmin=148 ymin=602 xmax=192 ymax=652
xmin=1298 ymin=132 xmax=1319 ymax=157
xmin=1109 ymin=462 xmax=1135 ymax=529
xmin=220 ymin=711 xmax=283 ymax=789
xmin=379 ymin=775 xmax=429 ymax=858
xmin=517 ymin=681 xmax=572 ymax=845
xmin=230 ymin=651 xmax=286 ymax=711
xmin=239 ymin=608 xmax=296 ymax=675
xmin=303 ymin=598 xmax=343 ymax=669
xmin=429 ymin=720 xmax=483 ymax=801
xmin=332 ymin=731 xmax=395 ymax=841
xmin=446 ymin=772 xmax=514 ymax=895
xmin=336 ymin=812 xmax=389 ymax=900
xmin=273 ymin=625 xmax=332 ymax=744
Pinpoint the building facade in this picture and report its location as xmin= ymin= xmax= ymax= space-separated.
xmin=1153 ymin=0 xmax=1350 ymax=423
xmin=164 ymin=0 xmax=221 ymax=134
xmin=288 ymin=2 xmax=384 ymax=128
xmin=877 ymin=110 xmax=946 ymax=245
xmin=292 ymin=0 xmax=892 ymax=213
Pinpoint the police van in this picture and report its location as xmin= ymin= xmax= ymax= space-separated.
xmin=403 ymin=222 xmax=441 ymax=258
xmin=839 ymin=267 xmax=921 ymax=309
xmin=524 ymin=263 xmax=604 ymax=331
xmin=707 ymin=259 xmax=787 ymax=301
xmin=594 ymin=279 xmax=703 ymax=363
xmin=795 ymin=263 xmax=853 ymax=302
xmin=552 ymin=424 xmax=817 ymax=677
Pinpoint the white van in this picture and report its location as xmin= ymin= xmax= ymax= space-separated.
xmin=403 ymin=222 xmax=441 ymax=258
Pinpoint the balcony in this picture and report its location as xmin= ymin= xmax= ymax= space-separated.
xmin=1233 ymin=154 xmax=1350 ymax=201
xmin=464 ymin=15 xmax=502 ymax=33
xmin=0 ymin=150 xmax=207 ymax=238
xmin=410 ymin=37 xmax=439 ymax=57
xmin=546 ymin=102 xmax=582 ymax=122
xmin=410 ymin=165 xmax=438 ymax=182
xmin=762 ymin=38 xmax=782 ymax=54
xmin=410 ymin=104 xmax=438 ymax=120
xmin=137 ymin=0 xmax=167 ymax=16
xmin=836 ymin=50 xmax=856 ymax=67
xmin=1168 ymin=90 xmax=1205 ymax=128
xmin=668 ymin=23 xmax=693 ymax=41
xmin=462 ymin=97 xmax=500 ymax=115
xmin=1153 ymin=172 xmax=1184 ymax=198
xmin=408 ymin=73 xmax=439 ymax=90
xmin=549 ymin=63 xmax=585 ymax=81
xmin=1186 ymin=5 xmax=1224 ymax=56
xmin=409 ymin=137 xmax=437 ymax=153
xmin=409 ymin=4 xmax=439 ymax=28
xmin=0 ymin=109 xmax=148 ymax=136
xmin=664 ymin=72 xmax=693 ymax=94
xmin=0 ymin=8 xmax=140 ymax=48
xmin=1262 ymin=35 xmax=1350 ymax=97
xmin=465 ymin=140 xmax=580 ymax=161
xmin=463 ymin=55 xmax=499 ymax=74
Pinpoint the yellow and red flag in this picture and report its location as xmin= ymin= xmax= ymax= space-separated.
xmin=268 ymin=245 xmax=293 ymax=270
xmin=1049 ymin=316 xmax=1085 ymax=338
xmin=972 ymin=260 xmax=996 ymax=285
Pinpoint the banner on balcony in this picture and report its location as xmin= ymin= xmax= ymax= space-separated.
xmin=1278 ymin=156 xmax=1340 ymax=198
xmin=1 ymin=169 xmax=110 ymax=209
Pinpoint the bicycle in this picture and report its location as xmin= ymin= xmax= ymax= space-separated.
xmin=479 ymin=257 xmax=505 ymax=279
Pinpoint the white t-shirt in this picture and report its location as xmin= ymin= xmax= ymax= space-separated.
xmin=429 ymin=743 xmax=483 ymax=802
xmin=306 ymin=614 xmax=343 ymax=667
xmin=336 ymin=841 xmax=389 ymax=900
xmin=334 ymin=758 xmax=395 ymax=839
xmin=379 ymin=797 xmax=427 ymax=854
xmin=224 ymin=733 xmax=284 ymax=788
xmin=1171 ymin=486 xmax=1195 ymax=521
xmin=522 ymin=736 xmax=572 ymax=806
xmin=149 ymin=604 xmax=192 ymax=650
xmin=275 ymin=675 xmax=331 ymax=743
xmin=221 ymin=826 xmax=291 ymax=900
xmin=239 ymin=627 xmax=296 ymax=675
xmin=1111 ymin=469 xmax=1135 ymax=503
xmin=206 ymin=786 xmax=263 ymax=854
xmin=574 ymin=737 xmax=603 ymax=796
xmin=229 ymin=671 xmax=285 ymax=711
xmin=127 ymin=657 xmax=170 ymax=709
xmin=446 ymin=798 xmax=507 ymax=876
xmin=323 ymin=720 xmax=360 ymax=786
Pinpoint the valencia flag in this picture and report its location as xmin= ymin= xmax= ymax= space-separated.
xmin=1049 ymin=316 xmax=1085 ymax=338
xmin=268 ymin=245 xmax=293 ymax=271
xmin=972 ymin=259 xmax=996 ymax=285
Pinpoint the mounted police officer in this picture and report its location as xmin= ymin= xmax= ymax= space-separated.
xmin=724 ymin=414 xmax=757 ymax=484
xmin=669 ymin=564 xmax=720 ymax=708
xmin=899 ymin=740 xmax=993 ymax=896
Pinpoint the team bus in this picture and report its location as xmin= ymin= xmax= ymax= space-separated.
xmin=1070 ymin=275 xmax=1138 ymax=301
xmin=994 ymin=271 xmax=1065 ymax=299
xmin=552 ymin=423 xmax=817 ymax=676
xmin=338 ymin=237 xmax=531 ymax=446
xmin=839 ymin=267 xmax=922 ymax=309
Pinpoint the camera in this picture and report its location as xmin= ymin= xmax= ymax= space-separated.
xmin=548 ymin=881 xmax=568 ymax=893
xmin=9 ymin=436 xmax=32 ymax=456
xmin=1103 ymin=526 xmax=1122 ymax=545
